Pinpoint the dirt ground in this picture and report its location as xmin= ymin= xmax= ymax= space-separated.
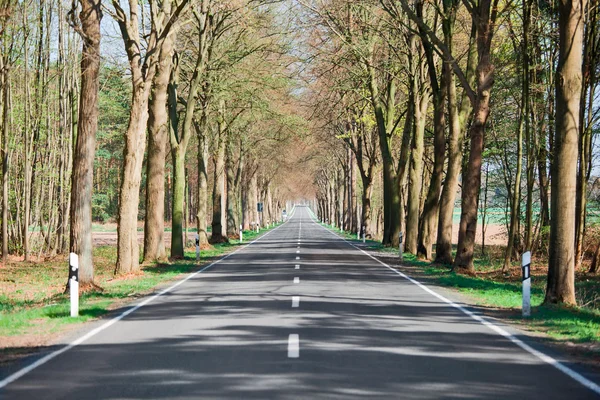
xmin=454 ymin=223 xmax=507 ymax=246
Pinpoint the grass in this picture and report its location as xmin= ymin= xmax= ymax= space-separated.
xmin=319 ymin=221 xmax=600 ymax=346
xmin=0 ymin=223 xmax=282 ymax=339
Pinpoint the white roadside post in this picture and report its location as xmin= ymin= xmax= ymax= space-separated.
xmin=69 ymin=253 xmax=79 ymax=318
xmin=357 ymin=229 xmax=360 ymax=240
xmin=239 ymin=225 xmax=243 ymax=243
xmin=195 ymin=234 xmax=200 ymax=261
xmin=522 ymin=251 xmax=531 ymax=317
xmin=399 ymin=232 xmax=404 ymax=262
xmin=362 ymin=226 xmax=366 ymax=243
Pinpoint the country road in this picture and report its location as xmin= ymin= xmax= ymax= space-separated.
xmin=1 ymin=206 xmax=599 ymax=399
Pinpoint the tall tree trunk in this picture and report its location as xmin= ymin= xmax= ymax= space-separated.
xmin=343 ymin=152 xmax=350 ymax=230
xmin=195 ymin=117 xmax=209 ymax=245
xmin=361 ymin=177 xmax=373 ymax=237
xmin=504 ymin=112 xmax=524 ymax=272
xmin=406 ymin=60 xmax=428 ymax=255
xmin=435 ymin=11 xmax=475 ymax=265
xmin=576 ymin=1 xmax=598 ymax=268
xmin=171 ymin=145 xmax=186 ymax=258
xmin=226 ymin=136 xmax=238 ymax=236
xmin=503 ymin=3 xmax=529 ymax=271
xmin=368 ymin=62 xmax=400 ymax=247
xmin=546 ymin=0 xmax=584 ymax=306
xmin=453 ymin=0 xmax=498 ymax=273
xmin=70 ymin=0 xmax=101 ymax=284
xmin=23 ymin=5 xmax=30 ymax=262
xmin=143 ymin=26 xmax=174 ymax=263
xmin=417 ymin=38 xmax=447 ymax=260
xmin=1 ymin=58 xmax=9 ymax=263
xmin=115 ymin=87 xmax=151 ymax=274
xmin=351 ymin=151 xmax=358 ymax=233
xmin=210 ymin=105 xmax=227 ymax=243
xmin=251 ymin=172 xmax=259 ymax=227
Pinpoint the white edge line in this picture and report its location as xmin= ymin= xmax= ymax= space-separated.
xmin=0 ymin=219 xmax=290 ymax=390
xmin=307 ymin=210 xmax=600 ymax=396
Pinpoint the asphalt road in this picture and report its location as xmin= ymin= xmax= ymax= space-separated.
xmin=1 ymin=206 xmax=599 ymax=399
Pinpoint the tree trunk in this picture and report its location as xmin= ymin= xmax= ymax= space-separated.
xmin=226 ymin=136 xmax=238 ymax=236
xmin=115 ymin=86 xmax=150 ymax=274
xmin=545 ymin=0 xmax=584 ymax=306
xmin=195 ymin=117 xmax=209 ymax=245
xmin=435 ymin=10 xmax=475 ymax=265
xmin=171 ymin=146 xmax=186 ymax=258
xmin=361 ymin=177 xmax=373 ymax=237
xmin=406 ymin=70 xmax=428 ymax=255
xmin=351 ymin=152 xmax=358 ymax=233
xmin=418 ymin=68 xmax=447 ymax=260
xmin=143 ymin=30 xmax=174 ymax=263
xmin=575 ymin=2 xmax=598 ymax=268
xmin=453 ymin=0 xmax=498 ymax=273
xmin=70 ymin=0 xmax=101 ymax=284
xmin=1 ymin=58 xmax=9 ymax=263
xmin=210 ymin=106 xmax=227 ymax=243
xmin=503 ymin=12 xmax=528 ymax=271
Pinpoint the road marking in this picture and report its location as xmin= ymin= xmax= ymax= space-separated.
xmin=292 ymin=296 xmax=300 ymax=308
xmin=296 ymin=250 xmax=300 ymax=253
xmin=0 ymin=218 xmax=293 ymax=390
xmin=295 ymin=264 xmax=300 ymax=269
xmin=288 ymin=334 xmax=299 ymax=358
xmin=308 ymin=213 xmax=600 ymax=396
xmin=294 ymin=277 xmax=300 ymax=284
xmin=297 ymin=246 xmax=300 ymax=249
xmin=296 ymin=256 xmax=300 ymax=260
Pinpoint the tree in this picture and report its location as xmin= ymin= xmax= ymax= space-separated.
xmin=169 ymin=0 xmax=213 ymax=256
xmin=545 ymin=0 xmax=585 ymax=305
xmin=69 ymin=0 xmax=102 ymax=285
xmin=143 ymin=0 xmax=177 ymax=264
xmin=110 ymin=0 xmax=188 ymax=274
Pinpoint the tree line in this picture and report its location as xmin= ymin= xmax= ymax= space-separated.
xmin=300 ymin=0 xmax=594 ymax=305
xmin=0 ymin=0 xmax=304 ymax=284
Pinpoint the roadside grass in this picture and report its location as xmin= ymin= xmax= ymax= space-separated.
xmin=0 ymin=223 xmax=282 ymax=339
xmin=320 ymin=222 xmax=600 ymax=346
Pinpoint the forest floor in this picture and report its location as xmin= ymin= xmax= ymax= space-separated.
xmin=327 ymin=225 xmax=600 ymax=367
xmin=0 ymin=223 xmax=280 ymax=366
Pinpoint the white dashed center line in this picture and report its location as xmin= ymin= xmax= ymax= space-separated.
xmin=296 ymin=256 xmax=300 ymax=260
xmin=294 ymin=277 xmax=300 ymax=284
xmin=295 ymin=264 xmax=300 ymax=269
xmin=292 ymin=296 xmax=300 ymax=308
xmin=288 ymin=334 xmax=299 ymax=358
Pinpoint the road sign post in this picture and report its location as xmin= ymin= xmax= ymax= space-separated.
xmin=69 ymin=253 xmax=79 ymax=317
xmin=522 ymin=251 xmax=531 ymax=317
xmin=195 ymin=234 xmax=200 ymax=261
xmin=399 ymin=232 xmax=404 ymax=262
